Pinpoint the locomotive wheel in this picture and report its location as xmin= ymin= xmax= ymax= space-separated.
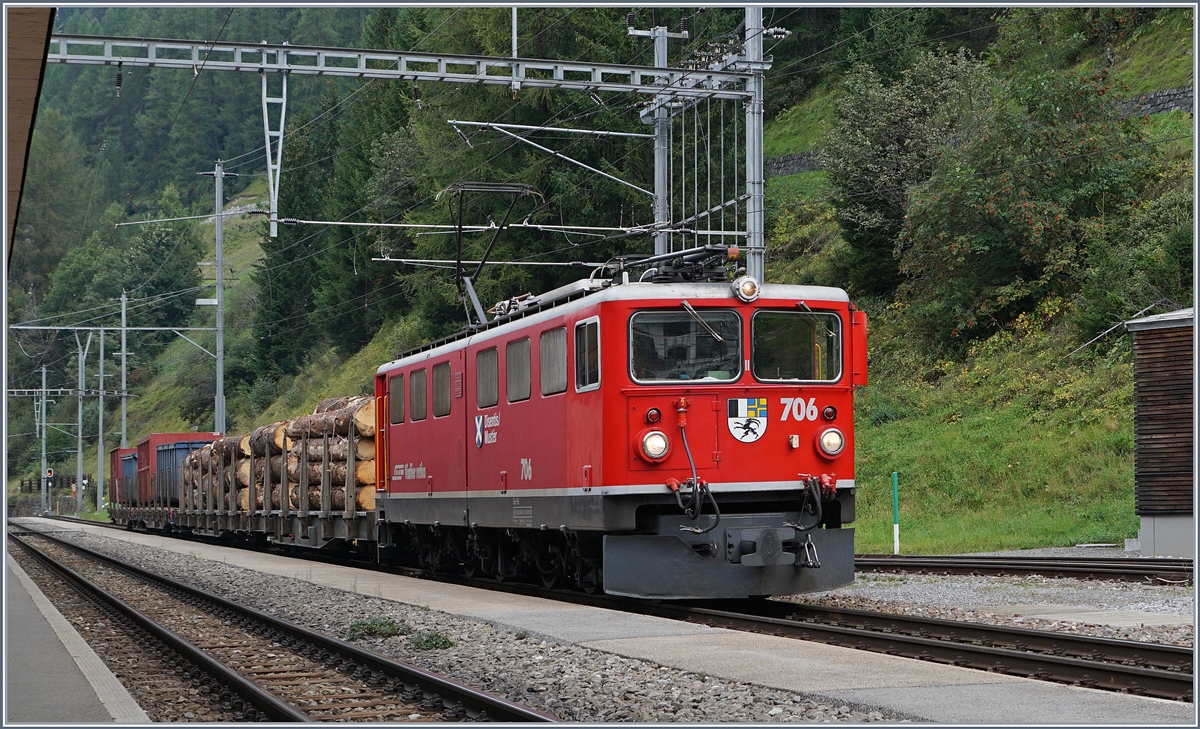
xmin=536 ymin=553 xmax=563 ymax=588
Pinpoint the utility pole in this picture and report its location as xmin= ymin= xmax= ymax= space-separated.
xmin=744 ymin=7 xmax=765 ymax=281
xmin=75 ymin=331 xmax=92 ymax=513
xmin=199 ymin=160 xmax=234 ymax=434
xmin=40 ymin=365 xmax=48 ymax=512
xmin=629 ymin=16 xmax=687 ymax=257
xmin=96 ymin=331 xmax=105 ymax=512
xmin=120 ymin=291 xmax=128 ymax=448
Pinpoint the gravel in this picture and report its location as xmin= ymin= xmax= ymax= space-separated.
xmin=29 ymin=526 xmax=911 ymax=723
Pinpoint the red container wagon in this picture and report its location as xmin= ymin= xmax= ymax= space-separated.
xmin=375 ymin=247 xmax=868 ymax=599
xmin=107 ymin=446 xmax=137 ymax=506
xmin=136 ymin=433 xmax=220 ymax=507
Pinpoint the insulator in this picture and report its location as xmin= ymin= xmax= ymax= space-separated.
xmin=626 ymin=12 xmax=634 ymax=28
xmin=680 ymin=17 xmax=689 ymax=35
xmin=115 ymin=68 xmax=123 ymax=98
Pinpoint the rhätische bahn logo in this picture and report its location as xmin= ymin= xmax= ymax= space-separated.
xmin=727 ymin=397 xmax=767 ymax=442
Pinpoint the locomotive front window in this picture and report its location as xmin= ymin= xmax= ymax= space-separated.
xmin=752 ymin=310 xmax=842 ymax=382
xmin=629 ymin=310 xmax=741 ymax=383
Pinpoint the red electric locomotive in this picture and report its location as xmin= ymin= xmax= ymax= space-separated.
xmin=375 ymin=246 xmax=866 ymax=599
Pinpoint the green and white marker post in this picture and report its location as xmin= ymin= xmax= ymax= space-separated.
xmin=892 ymin=472 xmax=900 ymax=555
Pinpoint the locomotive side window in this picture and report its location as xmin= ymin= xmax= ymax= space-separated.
xmin=574 ymin=318 xmax=600 ymax=392
xmin=630 ymin=310 xmax=741 ymax=383
xmin=389 ymin=373 xmax=405 ymax=424
xmin=476 ymin=348 xmax=499 ymax=408
xmin=410 ymin=369 xmax=427 ymax=421
xmin=540 ymin=327 xmax=567 ymax=396
xmin=752 ymin=311 xmax=842 ymax=382
xmin=507 ymin=338 xmax=531 ymax=402
xmin=433 ymin=362 xmax=452 ymax=416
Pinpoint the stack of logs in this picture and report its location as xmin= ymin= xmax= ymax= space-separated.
xmin=183 ymin=395 xmax=377 ymax=514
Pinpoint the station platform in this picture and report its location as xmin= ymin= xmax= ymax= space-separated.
xmin=4 ymin=554 xmax=149 ymax=723
xmin=15 ymin=518 xmax=1197 ymax=724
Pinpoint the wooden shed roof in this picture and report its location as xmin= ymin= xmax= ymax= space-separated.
xmin=1126 ymin=307 xmax=1194 ymax=332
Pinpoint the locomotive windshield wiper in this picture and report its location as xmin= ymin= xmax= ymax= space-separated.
xmin=681 ymin=300 xmax=723 ymax=342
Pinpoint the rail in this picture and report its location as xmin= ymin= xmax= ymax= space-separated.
xmin=855 ymin=554 xmax=1193 ymax=583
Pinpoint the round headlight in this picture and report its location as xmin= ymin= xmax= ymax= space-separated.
xmin=642 ymin=431 xmax=670 ymax=461
xmin=732 ymin=275 xmax=760 ymax=303
xmin=817 ymin=428 xmax=845 ymax=457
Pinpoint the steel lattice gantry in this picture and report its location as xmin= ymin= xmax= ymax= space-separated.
xmin=46 ymin=35 xmax=752 ymax=96
xmin=46 ymin=28 xmax=768 ymax=277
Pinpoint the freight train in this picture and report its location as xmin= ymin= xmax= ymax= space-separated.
xmin=109 ymin=246 xmax=867 ymax=599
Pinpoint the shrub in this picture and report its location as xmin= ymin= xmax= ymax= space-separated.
xmin=410 ymin=631 xmax=454 ymax=650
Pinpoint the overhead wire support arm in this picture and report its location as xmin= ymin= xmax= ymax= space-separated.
xmin=478 ymin=124 xmax=653 ymax=197
xmin=448 ymin=119 xmax=654 ymax=139
xmin=281 ymin=218 xmax=494 ymax=232
xmin=372 ymin=257 xmax=606 ymax=268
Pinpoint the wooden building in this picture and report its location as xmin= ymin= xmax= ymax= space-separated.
xmin=1125 ymin=308 xmax=1194 ymax=557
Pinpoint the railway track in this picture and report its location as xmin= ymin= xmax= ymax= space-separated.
xmin=856 ymin=553 xmax=1194 ymax=583
xmin=22 ymin=517 xmax=1195 ymax=702
xmin=8 ymin=529 xmax=556 ymax=723
xmin=681 ymin=599 xmax=1195 ymax=702
xmin=451 ymin=580 xmax=1194 ymax=703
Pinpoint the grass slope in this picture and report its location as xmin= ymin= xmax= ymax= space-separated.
xmin=256 ymin=317 xmax=422 ymax=425
xmin=764 ymin=83 xmax=837 ymax=159
xmin=851 ymin=300 xmax=1137 ymax=554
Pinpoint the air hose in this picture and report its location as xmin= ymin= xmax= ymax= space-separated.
xmin=788 ymin=477 xmax=823 ymax=532
xmin=672 ymin=399 xmax=721 ymax=535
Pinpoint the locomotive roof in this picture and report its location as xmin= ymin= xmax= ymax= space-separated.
xmin=377 ymin=279 xmax=849 ymax=374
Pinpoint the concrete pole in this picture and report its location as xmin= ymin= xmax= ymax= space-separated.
xmin=214 ymin=161 xmax=226 ymax=435
xmin=745 ymin=7 xmax=766 ymax=281
xmin=121 ymin=290 xmax=128 ymax=448
xmin=40 ymin=365 xmax=48 ymax=512
xmin=653 ymin=26 xmax=670 ymax=256
xmin=96 ymin=330 xmax=105 ymax=512
xmin=75 ymin=331 xmax=92 ymax=512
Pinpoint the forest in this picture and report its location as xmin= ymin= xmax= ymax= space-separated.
xmin=7 ymin=7 xmax=1193 ymax=547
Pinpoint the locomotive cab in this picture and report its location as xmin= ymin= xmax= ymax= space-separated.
xmin=602 ymin=279 xmax=866 ymax=598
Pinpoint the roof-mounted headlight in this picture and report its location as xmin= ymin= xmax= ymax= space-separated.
xmin=732 ymin=275 xmax=759 ymax=303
